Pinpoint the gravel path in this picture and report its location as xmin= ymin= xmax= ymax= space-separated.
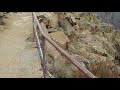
xmin=0 ymin=12 xmax=43 ymax=78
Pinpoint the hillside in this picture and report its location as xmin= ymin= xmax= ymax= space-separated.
xmin=36 ymin=12 xmax=120 ymax=78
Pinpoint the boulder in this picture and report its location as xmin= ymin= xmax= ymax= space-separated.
xmin=73 ymin=24 xmax=80 ymax=31
xmin=48 ymin=13 xmax=58 ymax=28
xmin=58 ymin=18 xmax=76 ymax=36
xmin=65 ymin=13 xmax=76 ymax=26
xmin=47 ymin=28 xmax=57 ymax=33
xmin=49 ymin=31 xmax=69 ymax=49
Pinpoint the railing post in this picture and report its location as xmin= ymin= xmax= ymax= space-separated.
xmin=32 ymin=12 xmax=50 ymax=78
xmin=41 ymin=36 xmax=48 ymax=78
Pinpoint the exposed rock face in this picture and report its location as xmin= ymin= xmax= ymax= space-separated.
xmin=36 ymin=12 xmax=120 ymax=78
xmin=58 ymin=17 xmax=76 ymax=36
xmin=49 ymin=31 xmax=69 ymax=49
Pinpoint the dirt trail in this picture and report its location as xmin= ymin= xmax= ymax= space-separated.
xmin=0 ymin=12 xmax=43 ymax=78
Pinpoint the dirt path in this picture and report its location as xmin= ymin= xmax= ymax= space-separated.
xmin=0 ymin=12 xmax=43 ymax=78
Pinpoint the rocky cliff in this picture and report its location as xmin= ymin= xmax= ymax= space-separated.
xmin=35 ymin=12 xmax=120 ymax=78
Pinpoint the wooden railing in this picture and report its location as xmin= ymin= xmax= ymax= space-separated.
xmin=32 ymin=12 xmax=97 ymax=78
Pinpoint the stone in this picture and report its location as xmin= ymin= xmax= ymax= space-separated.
xmin=38 ymin=16 xmax=49 ymax=27
xmin=73 ymin=24 xmax=80 ymax=30
xmin=55 ymin=12 xmax=65 ymax=20
xmin=70 ymin=14 xmax=76 ymax=24
xmin=65 ymin=13 xmax=76 ymax=26
xmin=47 ymin=28 xmax=57 ymax=33
xmin=58 ymin=18 xmax=76 ymax=36
xmin=72 ymin=12 xmax=82 ymax=19
xmin=48 ymin=13 xmax=58 ymax=28
xmin=37 ymin=12 xmax=58 ymax=29
xmin=49 ymin=31 xmax=69 ymax=49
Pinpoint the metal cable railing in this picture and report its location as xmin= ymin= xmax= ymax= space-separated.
xmin=32 ymin=12 xmax=97 ymax=78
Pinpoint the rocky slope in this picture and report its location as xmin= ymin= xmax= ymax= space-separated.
xmin=36 ymin=12 xmax=120 ymax=78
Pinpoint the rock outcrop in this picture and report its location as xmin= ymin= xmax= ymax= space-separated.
xmin=49 ymin=31 xmax=69 ymax=49
xmin=36 ymin=12 xmax=120 ymax=78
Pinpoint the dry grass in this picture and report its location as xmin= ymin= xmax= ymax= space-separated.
xmin=88 ymin=60 xmax=119 ymax=78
